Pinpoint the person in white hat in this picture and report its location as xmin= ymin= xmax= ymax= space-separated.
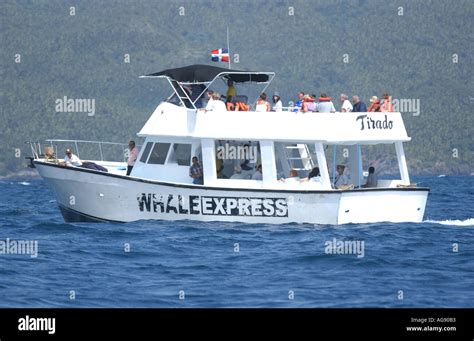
xmin=63 ymin=148 xmax=82 ymax=167
xmin=272 ymin=92 xmax=282 ymax=112
xmin=334 ymin=164 xmax=349 ymax=189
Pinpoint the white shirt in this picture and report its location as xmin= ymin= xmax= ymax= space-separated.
xmin=255 ymin=102 xmax=269 ymax=112
xmin=64 ymin=153 xmax=82 ymax=167
xmin=205 ymin=98 xmax=214 ymax=111
xmin=252 ymin=171 xmax=262 ymax=180
xmin=207 ymin=99 xmax=226 ymax=112
xmin=230 ymin=172 xmax=252 ymax=180
xmin=285 ymin=176 xmax=300 ymax=183
xmin=309 ymin=176 xmax=324 ymax=188
xmin=341 ymin=100 xmax=353 ymax=112
xmin=273 ymin=100 xmax=282 ymax=112
xmin=334 ymin=174 xmax=349 ymax=188
xmin=316 ymin=101 xmax=336 ymax=113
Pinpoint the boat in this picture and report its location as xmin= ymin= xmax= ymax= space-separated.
xmin=28 ymin=64 xmax=429 ymax=224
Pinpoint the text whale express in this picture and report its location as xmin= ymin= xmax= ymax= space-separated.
xmin=137 ymin=194 xmax=289 ymax=217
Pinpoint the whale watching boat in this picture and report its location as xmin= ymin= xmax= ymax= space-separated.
xmin=28 ymin=64 xmax=429 ymax=224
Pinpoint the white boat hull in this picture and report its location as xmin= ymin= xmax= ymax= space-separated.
xmin=34 ymin=161 xmax=429 ymax=225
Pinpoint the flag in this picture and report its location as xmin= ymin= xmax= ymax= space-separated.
xmin=211 ymin=48 xmax=229 ymax=62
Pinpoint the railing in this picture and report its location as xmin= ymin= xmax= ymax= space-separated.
xmin=26 ymin=139 xmax=141 ymax=163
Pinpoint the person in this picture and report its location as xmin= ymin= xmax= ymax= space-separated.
xmin=301 ymin=94 xmax=316 ymax=112
xmin=367 ymin=96 xmax=381 ymax=112
xmin=315 ymin=93 xmax=336 ymax=113
xmin=252 ymin=164 xmax=263 ymax=180
xmin=280 ymin=169 xmax=300 ymax=183
xmin=340 ymin=94 xmax=353 ymax=112
xmin=272 ymin=92 xmax=282 ymax=112
xmin=240 ymin=159 xmax=253 ymax=171
xmin=126 ymin=140 xmax=139 ymax=176
xmin=230 ymin=165 xmax=250 ymax=179
xmin=380 ymin=92 xmax=394 ymax=112
xmin=305 ymin=167 xmax=321 ymax=182
xmin=352 ymin=95 xmax=367 ymax=112
xmin=189 ymin=156 xmax=203 ymax=184
xmin=202 ymin=92 xmax=226 ymax=112
xmin=62 ymin=148 xmax=108 ymax=172
xmin=334 ymin=164 xmax=349 ymax=189
xmin=363 ymin=166 xmax=377 ymax=188
xmin=216 ymin=157 xmax=224 ymax=178
xmin=210 ymin=92 xmax=227 ymax=111
xmin=44 ymin=147 xmax=55 ymax=160
xmin=63 ymin=148 xmax=82 ymax=167
xmin=255 ymin=93 xmax=271 ymax=112
xmin=203 ymin=91 xmax=214 ymax=111
xmin=189 ymin=83 xmax=207 ymax=108
xmin=293 ymin=92 xmax=305 ymax=112
xmin=226 ymin=79 xmax=236 ymax=103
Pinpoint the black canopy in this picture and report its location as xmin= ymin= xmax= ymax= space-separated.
xmin=146 ymin=64 xmax=270 ymax=83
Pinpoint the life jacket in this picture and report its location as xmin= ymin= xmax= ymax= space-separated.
xmin=367 ymin=101 xmax=381 ymax=112
xmin=318 ymin=97 xmax=331 ymax=102
xmin=234 ymin=102 xmax=249 ymax=111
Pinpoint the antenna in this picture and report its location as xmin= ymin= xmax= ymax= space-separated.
xmin=227 ymin=26 xmax=231 ymax=69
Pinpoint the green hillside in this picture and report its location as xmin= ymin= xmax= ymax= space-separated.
xmin=1 ymin=0 xmax=473 ymax=176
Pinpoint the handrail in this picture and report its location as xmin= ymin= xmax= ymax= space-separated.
xmin=46 ymin=139 xmax=130 ymax=161
xmin=24 ymin=139 xmax=143 ymax=163
xmin=45 ymin=139 xmax=127 ymax=146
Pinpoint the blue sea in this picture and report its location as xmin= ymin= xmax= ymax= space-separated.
xmin=0 ymin=176 xmax=472 ymax=308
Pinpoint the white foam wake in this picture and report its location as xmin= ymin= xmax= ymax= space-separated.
xmin=425 ymin=218 xmax=474 ymax=226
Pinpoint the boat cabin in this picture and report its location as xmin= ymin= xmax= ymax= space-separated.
xmin=132 ymin=65 xmax=412 ymax=191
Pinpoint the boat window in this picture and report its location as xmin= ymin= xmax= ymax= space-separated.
xmin=147 ymin=143 xmax=171 ymax=164
xmin=215 ymin=140 xmax=261 ymax=180
xmin=168 ymin=143 xmax=192 ymax=166
xmin=275 ymin=142 xmax=316 ymax=178
xmin=139 ymin=142 xmax=153 ymax=163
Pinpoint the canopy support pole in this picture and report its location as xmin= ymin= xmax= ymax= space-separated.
xmin=315 ymin=143 xmax=332 ymax=190
xmin=227 ymin=26 xmax=231 ymax=70
xmin=332 ymin=145 xmax=336 ymax=187
xmin=395 ymin=141 xmax=410 ymax=185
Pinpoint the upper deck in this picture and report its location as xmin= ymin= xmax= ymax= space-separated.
xmin=138 ymin=102 xmax=410 ymax=145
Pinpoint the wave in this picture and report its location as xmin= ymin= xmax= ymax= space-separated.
xmin=424 ymin=218 xmax=474 ymax=226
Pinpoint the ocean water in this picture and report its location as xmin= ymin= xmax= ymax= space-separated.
xmin=0 ymin=176 xmax=472 ymax=308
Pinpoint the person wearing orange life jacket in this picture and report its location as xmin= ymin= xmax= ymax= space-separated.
xmin=379 ymin=92 xmax=394 ymax=112
xmin=315 ymin=93 xmax=336 ymax=113
xmin=301 ymin=94 xmax=316 ymax=112
xmin=367 ymin=96 xmax=381 ymax=112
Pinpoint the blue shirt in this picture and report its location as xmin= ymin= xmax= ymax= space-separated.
xmin=293 ymin=100 xmax=303 ymax=112
xmin=353 ymin=101 xmax=368 ymax=112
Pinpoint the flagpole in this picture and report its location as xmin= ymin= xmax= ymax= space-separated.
xmin=227 ymin=25 xmax=231 ymax=69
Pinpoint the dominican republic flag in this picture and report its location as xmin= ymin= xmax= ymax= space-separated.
xmin=211 ymin=48 xmax=229 ymax=62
